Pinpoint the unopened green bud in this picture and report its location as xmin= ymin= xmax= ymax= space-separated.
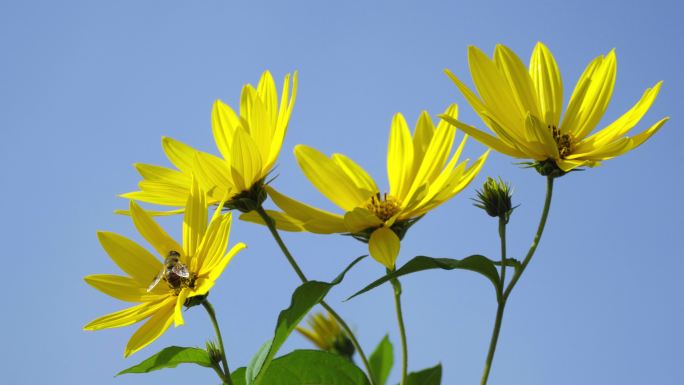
xmin=473 ymin=177 xmax=515 ymax=222
xmin=205 ymin=340 xmax=222 ymax=366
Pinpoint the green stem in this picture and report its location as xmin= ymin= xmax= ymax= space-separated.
xmin=203 ymin=300 xmax=234 ymax=385
xmin=480 ymin=217 xmax=507 ymax=385
xmin=391 ymin=277 xmax=409 ymax=385
xmin=480 ymin=176 xmax=555 ymax=385
xmin=503 ymin=176 xmax=554 ymax=301
xmin=255 ymin=207 xmax=376 ymax=385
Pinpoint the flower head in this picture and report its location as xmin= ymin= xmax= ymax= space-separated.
xmin=296 ymin=312 xmax=355 ymax=359
xmin=473 ymin=177 xmax=514 ymax=222
xmin=120 ymin=70 xmax=297 ymax=213
xmin=242 ymin=106 xmax=488 ymax=268
xmin=85 ymin=179 xmax=246 ymax=357
xmin=442 ymin=43 xmax=668 ymax=174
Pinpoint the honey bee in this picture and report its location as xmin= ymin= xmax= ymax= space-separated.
xmin=147 ymin=251 xmax=191 ymax=292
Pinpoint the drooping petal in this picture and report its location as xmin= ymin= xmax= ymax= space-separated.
xmin=343 ymin=207 xmax=383 ymax=233
xmin=261 ymin=186 xmax=347 ymax=233
xmin=124 ymin=299 xmax=176 ymax=357
xmin=96 ymin=231 xmax=162 ymax=285
xmin=174 ymin=288 xmax=190 ymax=327
xmin=387 ymin=113 xmax=415 ymax=198
xmin=368 ymin=227 xmax=401 ymax=269
xmin=129 ymin=201 xmax=184 ymax=259
xmin=529 ymin=42 xmax=563 ymax=127
xmin=239 ymin=210 xmax=307 ymax=232
xmin=295 ymin=145 xmax=371 ymax=211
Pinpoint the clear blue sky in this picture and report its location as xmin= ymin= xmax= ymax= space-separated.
xmin=1 ymin=1 xmax=682 ymax=384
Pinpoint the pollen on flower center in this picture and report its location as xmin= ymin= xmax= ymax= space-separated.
xmin=549 ymin=124 xmax=575 ymax=158
xmin=366 ymin=193 xmax=401 ymax=221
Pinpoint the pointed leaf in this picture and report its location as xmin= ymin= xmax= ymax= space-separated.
xmin=369 ymin=335 xmax=394 ymax=385
xmin=249 ymin=256 xmax=367 ymax=385
xmin=403 ymin=364 xmax=442 ymax=385
xmin=117 ymin=346 xmax=212 ymax=375
xmin=347 ymin=256 xmax=499 ymax=301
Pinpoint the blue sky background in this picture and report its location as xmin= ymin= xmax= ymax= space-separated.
xmin=1 ymin=0 xmax=682 ymax=384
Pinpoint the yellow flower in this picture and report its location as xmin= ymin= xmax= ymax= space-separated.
xmin=442 ymin=43 xmax=668 ymax=174
xmin=296 ymin=312 xmax=354 ymax=358
xmin=84 ymin=180 xmax=246 ymax=357
xmin=120 ymin=70 xmax=298 ymax=212
xmin=242 ymin=106 xmax=488 ymax=268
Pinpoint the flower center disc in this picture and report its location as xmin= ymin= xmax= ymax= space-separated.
xmin=549 ymin=125 xmax=575 ymax=158
xmin=366 ymin=193 xmax=401 ymax=221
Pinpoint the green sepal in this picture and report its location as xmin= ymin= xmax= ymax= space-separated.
xmin=248 ymin=255 xmax=367 ymax=385
xmin=347 ymin=255 xmax=500 ymax=301
xmin=117 ymin=346 xmax=212 ymax=375
xmin=235 ymin=350 xmax=369 ymax=385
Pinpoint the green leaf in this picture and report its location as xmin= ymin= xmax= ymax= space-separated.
xmin=347 ymin=255 xmax=500 ymax=301
xmin=231 ymin=367 xmax=247 ymax=385
xmin=238 ymin=350 xmax=370 ymax=385
xmin=249 ymin=255 xmax=367 ymax=385
xmin=369 ymin=335 xmax=393 ymax=385
xmin=117 ymin=346 xmax=212 ymax=375
xmin=404 ymin=364 xmax=442 ymax=385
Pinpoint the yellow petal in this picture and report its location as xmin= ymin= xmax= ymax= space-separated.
xmin=257 ymin=70 xmax=279 ymax=130
xmin=568 ymin=50 xmax=617 ymax=139
xmin=524 ymin=113 xmax=560 ymax=159
xmin=97 ymin=231 xmax=162 ymax=285
xmin=129 ymin=201 xmax=184 ymax=259
xmin=387 ymin=113 xmax=415 ymax=198
xmin=265 ymin=186 xmax=347 ymax=233
xmin=576 ymin=82 xmax=662 ymax=150
xmin=205 ymin=242 xmax=246 ymax=282
xmin=125 ymin=300 xmax=176 ymax=357
xmin=413 ymin=111 xmax=436 ymax=167
xmin=84 ymin=274 xmax=164 ymax=302
xmin=270 ymin=72 xmax=298 ymax=168
xmin=196 ymin=213 xmax=232 ymax=274
xmin=192 ymin=277 xmax=215 ymax=296
xmin=174 ymin=288 xmax=190 ymax=327
xmin=343 ymin=207 xmax=383 ymax=233
xmin=120 ymin=185 xmax=188 ymax=207
xmin=439 ymin=115 xmax=528 ymax=158
xmin=469 ymin=46 xmax=525 ymax=133
xmin=84 ymin=298 xmax=171 ymax=331
xmin=231 ymin=127 xmax=263 ymax=192
xmin=494 ymin=44 xmax=541 ymax=117
xmin=368 ymin=227 xmax=401 ymax=269
xmin=239 ymin=210 xmax=307 ymax=232
xmin=529 ymin=42 xmax=563 ymax=127
xmin=212 ymin=99 xmax=240 ymax=159
xmin=405 ymin=115 xmax=456 ymax=199
xmin=193 ymin=151 xmax=233 ymax=195
xmin=183 ymin=178 xmax=208 ymax=259
xmin=244 ymin=87 xmax=273 ymax=165
xmin=161 ymin=137 xmax=198 ymax=175
xmin=134 ymin=164 xmax=191 ymax=187
xmin=295 ymin=145 xmax=371 ymax=211
xmin=332 ymin=153 xmax=378 ymax=194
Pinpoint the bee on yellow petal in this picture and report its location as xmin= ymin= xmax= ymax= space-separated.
xmin=442 ymin=42 xmax=668 ymax=176
xmin=84 ymin=179 xmax=246 ymax=357
xmin=296 ymin=312 xmax=355 ymax=359
xmin=242 ymin=106 xmax=488 ymax=269
xmin=120 ymin=70 xmax=298 ymax=214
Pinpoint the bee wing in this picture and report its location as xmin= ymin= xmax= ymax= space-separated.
xmin=172 ymin=263 xmax=190 ymax=278
xmin=147 ymin=270 xmax=165 ymax=292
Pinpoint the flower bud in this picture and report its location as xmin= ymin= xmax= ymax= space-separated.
xmin=205 ymin=340 xmax=223 ymax=366
xmin=296 ymin=312 xmax=355 ymax=360
xmin=473 ymin=177 xmax=515 ymax=222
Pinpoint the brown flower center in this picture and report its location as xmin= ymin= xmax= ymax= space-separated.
xmin=549 ymin=124 xmax=575 ymax=158
xmin=366 ymin=193 xmax=401 ymax=221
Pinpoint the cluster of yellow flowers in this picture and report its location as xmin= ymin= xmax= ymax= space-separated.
xmin=84 ymin=42 xmax=666 ymax=362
